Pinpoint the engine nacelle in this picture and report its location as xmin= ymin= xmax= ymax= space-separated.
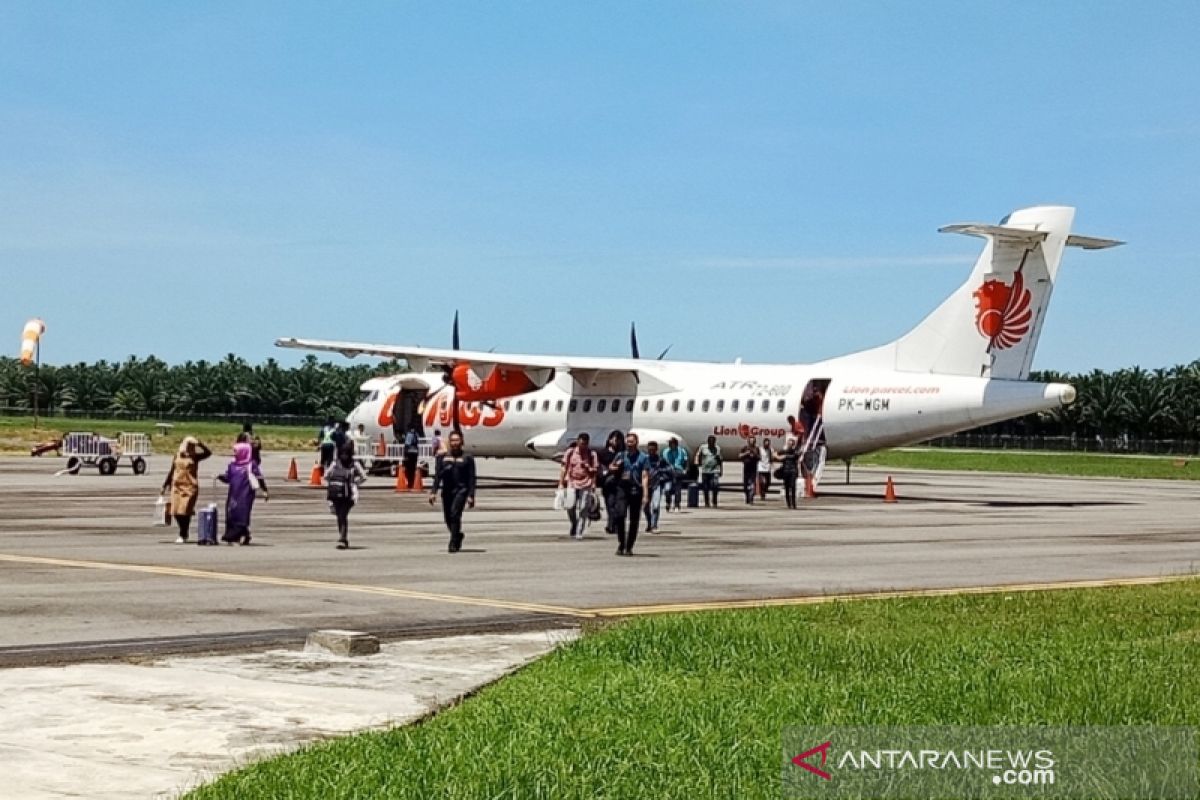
xmin=451 ymin=363 xmax=542 ymax=402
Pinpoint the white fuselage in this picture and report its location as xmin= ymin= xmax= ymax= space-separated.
xmin=347 ymin=362 xmax=1073 ymax=461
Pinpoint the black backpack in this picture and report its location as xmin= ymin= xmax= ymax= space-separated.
xmin=326 ymin=464 xmax=353 ymax=501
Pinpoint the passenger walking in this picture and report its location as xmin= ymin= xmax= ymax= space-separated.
xmin=609 ymin=433 xmax=650 ymax=556
xmin=217 ymin=441 xmax=269 ymax=545
xmin=161 ymin=436 xmax=212 ymax=544
xmin=403 ymin=425 xmax=421 ymax=489
xmin=662 ymin=437 xmax=689 ymax=511
xmin=597 ymin=430 xmax=625 ymax=534
xmin=430 ymin=429 xmax=444 ymax=457
xmin=775 ymin=436 xmax=802 ymax=509
xmin=317 ymin=417 xmax=337 ymax=471
xmin=695 ymin=435 xmax=723 ymax=507
xmin=738 ymin=436 xmax=760 ymax=504
xmin=757 ymin=438 xmax=774 ymax=499
xmin=559 ymin=432 xmax=598 ymax=539
xmin=644 ymin=441 xmax=673 ymax=533
xmin=326 ymin=444 xmax=367 ymax=550
xmin=429 ymin=431 xmax=476 ymax=553
xmin=239 ymin=422 xmax=263 ymax=466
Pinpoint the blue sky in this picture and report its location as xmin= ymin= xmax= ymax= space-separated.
xmin=1 ymin=2 xmax=1196 ymax=372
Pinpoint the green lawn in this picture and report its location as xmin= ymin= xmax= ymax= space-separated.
xmin=859 ymin=448 xmax=1200 ymax=480
xmin=188 ymin=580 xmax=1200 ymax=799
xmin=0 ymin=415 xmax=316 ymax=455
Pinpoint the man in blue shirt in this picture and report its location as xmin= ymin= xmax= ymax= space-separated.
xmin=606 ymin=432 xmax=650 ymax=556
xmin=662 ymin=437 xmax=689 ymax=512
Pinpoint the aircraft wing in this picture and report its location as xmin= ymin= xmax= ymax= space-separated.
xmin=275 ymin=337 xmax=680 ymax=393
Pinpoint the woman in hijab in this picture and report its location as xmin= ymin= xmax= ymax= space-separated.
xmin=161 ymin=436 xmax=212 ymax=544
xmin=217 ymin=441 xmax=269 ymax=545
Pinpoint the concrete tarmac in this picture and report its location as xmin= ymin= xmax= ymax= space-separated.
xmin=2 ymin=452 xmax=1198 ymax=663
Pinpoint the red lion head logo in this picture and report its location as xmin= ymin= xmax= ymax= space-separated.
xmin=973 ymin=272 xmax=1032 ymax=350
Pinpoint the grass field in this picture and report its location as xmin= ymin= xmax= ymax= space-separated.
xmin=859 ymin=448 xmax=1200 ymax=480
xmin=187 ymin=581 xmax=1200 ymax=799
xmin=0 ymin=416 xmax=316 ymax=455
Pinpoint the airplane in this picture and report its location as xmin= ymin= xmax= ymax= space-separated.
xmin=277 ymin=205 xmax=1120 ymax=485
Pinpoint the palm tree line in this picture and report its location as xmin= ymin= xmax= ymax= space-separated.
xmin=1 ymin=356 xmax=1198 ymax=450
xmin=0 ymin=355 xmax=405 ymax=423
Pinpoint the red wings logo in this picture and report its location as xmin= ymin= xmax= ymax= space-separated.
xmin=973 ymin=272 xmax=1032 ymax=350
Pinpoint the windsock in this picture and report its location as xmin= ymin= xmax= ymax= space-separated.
xmin=20 ymin=319 xmax=45 ymax=366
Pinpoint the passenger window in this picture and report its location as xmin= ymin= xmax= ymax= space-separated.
xmin=731 ymin=400 xmax=739 ymax=412
xmin=583 ymin=399 xmax=592 ymax=413
xmin=671 ymin=400 xmax=680 ymax=412
xmin=702 ymin=400 xmax=710 ymax=412
xmin=747 ymin=399 xmax=755 ymax=412
xmin=569 ymin=400 xmax=577 ymax=412
xmin=777 ymin=399 xmax=786 ymax=413
xmin=625 ymin=399 xmax=634 ymax=413
xmin=656 ymin=400 xmax=665 ymax=412
xmin=516 ymin=400 xmax=524 ymax=411
xmin=598 ymin=399 xmax=607 ymax=413
xmin=503 ymin=400 xmax=510 ymax=410
xmin=716 ymin=400 xmax=725 ymax=412
xmin=611 ymin=398 xmax=619 ymax=411
xmin=556 ymin=400 xmax=564 ymax=412
xmin=687 ymin=399 xmax=695 ymax=412
xmin=641 ymin=400 xmax=649 ymax=412
xmin=543 ymin=400 xmax=550 ymax=412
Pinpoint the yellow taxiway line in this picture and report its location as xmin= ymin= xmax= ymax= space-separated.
xmin=0 ymin=553 xmax=589 ymax=618
xmin=2 ymin=552 xmax=1192 ymax=622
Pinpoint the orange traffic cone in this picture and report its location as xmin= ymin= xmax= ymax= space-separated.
xmin=286 ymin=458 xmax=299 ymax=482
xmin=804 ymin=473 xmax=817 ymax=499
xmin=395 ymin=467 xmax=409 ymax=493
xmin=308 ymin=464 xmax=324 ymax=487
xmin=412 ymin=464 xmax=425 ymax=492
xmin=883 ymin=476 xmax=897 ymax=503
xmin=376 ymin=434 xmax=386 ymax=458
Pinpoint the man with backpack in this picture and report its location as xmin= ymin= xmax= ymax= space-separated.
xmin=559 ymin=432 xmax=599 ymax=539
xmin=662 ymin=437 xmax=689 ymax=511
xmin=326 ymin=444 xmax=366 ymax=549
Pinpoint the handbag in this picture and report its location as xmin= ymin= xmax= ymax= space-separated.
xmin=586 ymin=491 xmax=603 ymax=521
xmin=153 ymin=496 xmax=171 ymax=526
xmin=247 ymin=465 xmax=261 ymax=494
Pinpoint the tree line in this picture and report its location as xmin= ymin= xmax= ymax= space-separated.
xmin=0 ymin=355 xmax=405 ymax=421
xmin=1 ymin=355 xmax=1197 ymax=445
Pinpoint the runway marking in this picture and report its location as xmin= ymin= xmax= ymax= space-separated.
xmin=585 ymin=574 xmax=1199 ymax=617
xmin=0 ymin=553 xmax=589 ymax=618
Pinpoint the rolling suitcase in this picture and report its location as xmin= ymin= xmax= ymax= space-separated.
xmin=686 ymin=483 xmax=701 ymax=508
xmin=197 ymin=504 xmax=219 ymax=545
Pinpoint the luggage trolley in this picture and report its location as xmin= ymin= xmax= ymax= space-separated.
xmin=62 ymin=431 xmax=152 ymax=476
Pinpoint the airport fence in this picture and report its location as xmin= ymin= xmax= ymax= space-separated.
xmin=922 ymin=433 xmax=1200 ymax=456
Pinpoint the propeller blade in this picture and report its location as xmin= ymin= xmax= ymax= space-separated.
xmin=630 ymin=322 xmax=640 ymax=359
xmin=656 ymin=344 xmax=673 ymax=360
xmin=452 ymin=310 xmax=461 ymax=351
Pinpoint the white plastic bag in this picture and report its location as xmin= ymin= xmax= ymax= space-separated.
xmin=553 ymin=488 xmax=565 ymax=511
xmin=153 ymin=496 xmax=171 ymax=526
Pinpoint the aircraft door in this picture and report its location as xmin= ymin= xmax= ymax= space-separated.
xmin=393 ymin=388 xmax=427 ymax=441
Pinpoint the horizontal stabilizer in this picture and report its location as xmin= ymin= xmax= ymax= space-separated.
xmin=938 ymin=223 xmax=1048 ymax=246
xmin=1065 ymin=234 xmax=1124 ymax=250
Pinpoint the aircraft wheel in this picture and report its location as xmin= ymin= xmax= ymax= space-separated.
xmin=66 ymin=457 xmax=82 ymax=475
xmin=131 ymin=457 xmax=147 ymax=475
xmin=98 ymin=457 xmax=118 ymax=476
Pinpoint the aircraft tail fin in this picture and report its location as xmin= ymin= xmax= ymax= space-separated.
xmin=833 ymin=206 xmax=1121 ymax=380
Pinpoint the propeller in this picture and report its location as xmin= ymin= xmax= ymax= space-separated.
xmin=631 ymin=321 xmax=672 ymax=360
